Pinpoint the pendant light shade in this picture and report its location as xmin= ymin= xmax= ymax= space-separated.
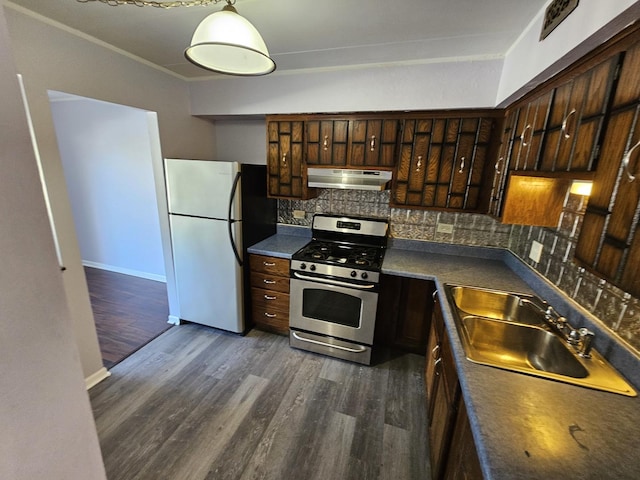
xmin=185 ymin=4 xmax=276 ymax=76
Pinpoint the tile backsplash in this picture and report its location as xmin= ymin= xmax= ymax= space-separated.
xmin=278 ymin=188 xmax=640 ymax=355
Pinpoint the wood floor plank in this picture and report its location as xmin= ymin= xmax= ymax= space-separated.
xmin=90 ymin=324 xmax=429 ymax=480
xmin=85 ymin=266 xmax=171 ymax=368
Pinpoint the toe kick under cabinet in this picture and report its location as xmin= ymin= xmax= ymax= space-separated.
xmin=249 ymin=254 xmax=290 ymax=335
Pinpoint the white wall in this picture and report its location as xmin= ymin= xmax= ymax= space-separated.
xmin=214 ymin=119 xmax=267 ymax=165
xmin=497 ymin=0 xmax=640 ymax=105
xmin=4 ymin=5 xmax=217 ymax=379
xmin=190 ymin=58 xmax=505 ymax=116
xmin=50 ymin=95 xmax=166 ymax=281
xmin=0 ymin=6 xmax=106 ymax=480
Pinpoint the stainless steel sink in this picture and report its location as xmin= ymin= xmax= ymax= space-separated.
xmin=445 ymin=285 xmax=637 ymax=397
xmin=449 ymin=285 xmax=546 ymax=326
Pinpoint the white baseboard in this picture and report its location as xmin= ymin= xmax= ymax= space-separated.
xmin=82 ymin=260 xmax=166 ymax=283
xmin=85 ymin=367 xmax=111 ymax=390
xmin=168 ymin=315 xmax=181 ymax=325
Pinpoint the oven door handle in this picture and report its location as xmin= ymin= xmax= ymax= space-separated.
xmin=292 ymin=331 xmax=368 ymax=353
xmin=292 ymin=271 xmax=376 ymax=290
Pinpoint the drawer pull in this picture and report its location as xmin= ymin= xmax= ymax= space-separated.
xmin=431 ymin=344 xmax=440 ymax=359
xmin=263 ymin=262 xmax=276 ymax=267
xmin=562 ymin=108 xmax=577 ymax=139
xmin=263 ymin=279 xmax=277 ymax=285
xmin=495 ymin=156 xmax=503 ymax=175
xmin=520 ymin=124 xmax=532 ymax=146
xmin=264 ymin=295 xmax=277 ymax=300
xmin=264 ymin=312 xmax=277 ymax=318
xmin=623 ymin=139 xmax=640 ymax=182
xmin=370 ymin=134 xmax=376 ymax=151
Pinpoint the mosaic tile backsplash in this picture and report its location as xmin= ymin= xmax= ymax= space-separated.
xmin=278 ymin=188 xmax=640 ymax=355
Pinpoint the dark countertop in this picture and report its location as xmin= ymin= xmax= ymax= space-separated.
xmin=247 ymin=232 xmax=640 ymax=480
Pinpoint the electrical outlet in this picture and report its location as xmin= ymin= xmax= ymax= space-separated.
xmin=293 ymin=210 xmax=306 ymax=219
xmin=437 ymin=223 xmax=454 ymax=234
xmin=529 ymin=241 xmax=543 ymax=263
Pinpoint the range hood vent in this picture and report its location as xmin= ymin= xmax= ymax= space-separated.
xmin=307 ymin=168 xmax=392 ymax=191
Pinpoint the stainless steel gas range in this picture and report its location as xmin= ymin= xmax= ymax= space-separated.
xmin=289 ymin=214 xmax=388 ymax=365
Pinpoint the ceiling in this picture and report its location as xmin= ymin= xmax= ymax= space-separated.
xmin=7 ymin=0 xmax=549 ymax=79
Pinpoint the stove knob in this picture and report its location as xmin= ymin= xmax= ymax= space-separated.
xmin=310 ymin=264 xmax=316 ymax=271
xmin=350 ymin=270 xmax=357 ymax=278
xmin=300 ymin=263 xmax=307 ymax=270
xmin=361 ymin=272 xmax=368 ymax=280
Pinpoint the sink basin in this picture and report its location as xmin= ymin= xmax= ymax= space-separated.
xmin=449 ymin=285 xmax=546 ymax=326
xmin=445 ymin=285 xmax=637 ymax=397
xmin=462 ymin=316 xmax=588 ymax=378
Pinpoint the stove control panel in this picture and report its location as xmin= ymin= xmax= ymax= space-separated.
xmin=291 ymin=260 xmax=380 ymax=284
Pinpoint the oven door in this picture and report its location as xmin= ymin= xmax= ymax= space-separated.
xmin=289 ymin=275 xmax=378 ymax=345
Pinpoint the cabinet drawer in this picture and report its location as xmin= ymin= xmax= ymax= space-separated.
xmin=249 ymin=254 xmax=290 ymax=277
xmin=250 ymin=272 xmax=290 ymax=293
xmin=251 ymin=288 xmax=290 ymax=334
xmin=251 ymin=288 xmax=290 ymax=314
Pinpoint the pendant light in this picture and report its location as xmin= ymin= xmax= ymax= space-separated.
xmin=185 ymin=1 xmax=276 ymax=76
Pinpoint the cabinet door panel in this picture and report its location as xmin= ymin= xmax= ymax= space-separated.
xmin=392 ymin=115 xmax=495 ymax=211
xmin=267 ymin=120 xmax=306 ymax=198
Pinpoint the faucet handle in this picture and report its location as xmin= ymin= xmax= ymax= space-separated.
xmin=578 ymin=328 xmax=595 ymax=358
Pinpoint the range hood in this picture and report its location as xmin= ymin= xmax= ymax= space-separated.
xmin=307 ymin=168 xmax=392 ymax=191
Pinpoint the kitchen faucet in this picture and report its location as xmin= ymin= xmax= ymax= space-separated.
xmin=520 ymin=298 xmax=595 ymax=358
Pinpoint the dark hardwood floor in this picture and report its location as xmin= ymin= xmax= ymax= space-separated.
xmin=89 ymin=324 xmax=430 ymax=480
xmin=85 ymin=267 xmax=172 ymax=369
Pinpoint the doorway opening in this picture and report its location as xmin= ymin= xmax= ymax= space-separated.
xmin=48 ymin=91 xmax=172 ymax=368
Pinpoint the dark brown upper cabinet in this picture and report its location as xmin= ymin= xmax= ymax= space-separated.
xmin=305 ymin=117 xmax=399 ymax=169
xmin=575 ymin=37 xmax=640 ymax=297
xmin=266 ymin=118 xmax=317 ymax=200
xmin=539 ymin=55 xmax=619 ymax=172
xmin=392 ymin=113 xmax=497 ymax=211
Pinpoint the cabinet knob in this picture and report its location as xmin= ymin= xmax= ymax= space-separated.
xmin=623 ymin=139 xmax=640 ymax=182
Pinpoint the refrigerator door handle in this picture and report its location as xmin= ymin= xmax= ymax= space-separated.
xmin=228 ymin=171 xmax=243 ymax=267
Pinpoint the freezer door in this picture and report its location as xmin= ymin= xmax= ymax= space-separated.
xmin=170 ymin=215 xmax=244 ymax=332
xmin=165 ymin=159 xmax=241 ymax=220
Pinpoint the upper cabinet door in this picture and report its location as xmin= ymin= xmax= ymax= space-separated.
xmin=267 ymin=119 xmax=316 ymax=200
xmin=488 ymin=110 xmax=517 ymax=218
xmin=575 ymin=40 xmax=640 ymax=297
xmin=510 ymin=90 xmax=553 ymax=171
xmin=349 ymin=119 xmax=399 ymax=168
xmin=540 ymin=55 xmax=620 ymax=172
xmin=392 ymin=115 xmax=496 ymax=211
xmin=305 ymin=119 xmax=349 ymax=166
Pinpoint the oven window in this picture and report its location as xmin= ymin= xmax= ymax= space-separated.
xmin=302 ymin=288 xmax=361 ymax=328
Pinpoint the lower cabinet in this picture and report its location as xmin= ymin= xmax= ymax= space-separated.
xmin=444 ymin=400 xmax=484 ymax=480
xmin=249 ymin=254 xmax=290 ymax=335
xmin=426 ymin=293 xmax=483 ymax=480
xmin=374 ymin=275 xmax=436 ymax=353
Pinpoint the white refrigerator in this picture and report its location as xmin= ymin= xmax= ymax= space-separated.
xmin=165 ymin=159 xmax=249 ymax=333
